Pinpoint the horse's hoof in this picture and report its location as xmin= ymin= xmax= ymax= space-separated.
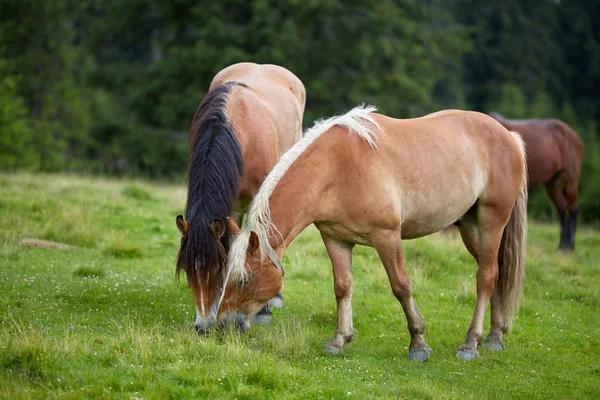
xmin=268 ymin=293 xmax=284 ymax=309
xmin=481 ymin=341 xmax=504 ymax=352
xmin=232 ymin=315 xmax=251 ymax=333
xmin=253 ymin=313 xmax=272 ymax=325
xmin=253 ymin=306 xmax=272 ymax=325
xmin=408 ymin=349 xmax=431 ymax=362
xmin=456 ymin=349 xmax=479 ymax=360
xmin=323 ymin=343 xmax=342 ymax=355
xmin=558 ymin=243 xmax=574 ymax=253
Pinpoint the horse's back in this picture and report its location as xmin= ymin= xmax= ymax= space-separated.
xmin=490 ymin=115 xmax=582 ymax=185
xmin=210 ymin=63 xmax=305 ymax=109
xmin=316 ymin=110 xmax=523 ymax=238
xmin=210 ymin=63 xmax=306 ymax=201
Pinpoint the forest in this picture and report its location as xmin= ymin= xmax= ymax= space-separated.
xmin=1 ymin=0 xmax=599 ymax=222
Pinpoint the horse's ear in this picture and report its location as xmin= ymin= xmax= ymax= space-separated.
xmin=176 ymin=215 xmax=189 ymax=235
xmin=248 ymin=231 xmax=260 ymax=255
xmin=211 ymin=219 xmax=225 ymax=238
xmin=226 ymin=217 xmax=240 ymax=235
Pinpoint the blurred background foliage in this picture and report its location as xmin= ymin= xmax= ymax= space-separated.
xmin=0 ymin=0 xmax=599 ymax=223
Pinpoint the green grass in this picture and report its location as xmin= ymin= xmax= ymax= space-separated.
xmin=1 ymin=173 xmax=599 ymax=399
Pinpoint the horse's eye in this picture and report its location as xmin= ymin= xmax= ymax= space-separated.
xmin=240 ymin=272 xmax=257 ymax=288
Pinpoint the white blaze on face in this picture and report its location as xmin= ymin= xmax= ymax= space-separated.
xmin=200 ymin=284 xmax=206 ymax=316
xmin=195 ymin=306 xmax=203 ymax=325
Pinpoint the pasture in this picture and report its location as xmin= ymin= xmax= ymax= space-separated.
xmin=1 ymin=173 xmax=599 ymax=399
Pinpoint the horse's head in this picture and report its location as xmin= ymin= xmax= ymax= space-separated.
xmin=217 ymin=219 xmax=284 ymax=327
xmin=175 ymin=216 xmax=282 ymax=334
xmin=175 ymin=215 xmax=231 ymax=333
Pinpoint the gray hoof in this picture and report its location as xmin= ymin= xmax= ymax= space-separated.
xmin=323 ymin=344 xmax=342 ymax=355
xmin=267 ymin=297 xmax=283 ymax=309
xmin=408 ymin=349 xmax=431 ymax=362
xmin=253 ymin=313 xmax=272 ymax=325
xmin=481 ymin=341 xmax=504 ymax=352
xmin=268 ymin=293 xmax=283 ymax=308
xmin=456 ymin=349 xmax=479 ymax=360
xmin=253 ymin=305 xmax=272 ymax=325
xmin=232 ymin=318 xmax=250 ymax=333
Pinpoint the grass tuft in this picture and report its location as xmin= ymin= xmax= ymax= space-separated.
xmin=121 ymin=184 xmax=153 ymax=201
xmin=104 ymin=243 xmax=141 ymax=258
xmin=74 ymin=265 xmax=105 ymax=278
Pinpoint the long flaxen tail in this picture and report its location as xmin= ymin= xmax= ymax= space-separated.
xmin=497 ymin=131 xmax=528 ymax=329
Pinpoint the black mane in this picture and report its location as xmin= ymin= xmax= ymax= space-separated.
xmin=177 ymin=81 xmax=245 ymax=280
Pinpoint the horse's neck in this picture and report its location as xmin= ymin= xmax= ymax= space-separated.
xmin=266 ymin=165 xmax=324 ymax=255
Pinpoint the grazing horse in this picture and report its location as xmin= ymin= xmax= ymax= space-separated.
xmin=217 ymin=105 xmax=528 ymax=361
xmin=490 ymin=113 xmax=583 ymax=251
xmin=175 ymin=63 xmax=305 ymax=333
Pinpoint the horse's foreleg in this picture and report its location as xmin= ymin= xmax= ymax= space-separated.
xmin=373 ymin=231 xmax=431 ymax=362
xmin=321 ymin=234 xmax=354 ymax=355
xmin=457 ymin=206 xmax=506 ymax=360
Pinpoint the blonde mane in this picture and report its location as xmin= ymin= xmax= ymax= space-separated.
xmin=227 ymin=104 xmax=382 ymax=281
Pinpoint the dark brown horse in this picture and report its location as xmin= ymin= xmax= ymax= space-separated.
xmin=490 ymin=113 xmax=583 ymax=251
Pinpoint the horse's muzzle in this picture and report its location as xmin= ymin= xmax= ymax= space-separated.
xmin=195 ymin=318 xmax=215 ymax=336
xmin=194 ymin=314 xmax=250 ymax=335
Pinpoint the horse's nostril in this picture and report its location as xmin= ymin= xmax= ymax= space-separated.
xmin=195 ymin=320 xmax=214 ymax=336
xmin=195 ymin=325 xmax=211 ymax=336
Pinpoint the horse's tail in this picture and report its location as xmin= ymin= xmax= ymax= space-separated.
xmin=497 ymin=131 xmax=528 ymax=329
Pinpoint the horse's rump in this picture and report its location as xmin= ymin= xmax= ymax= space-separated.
xmin=489 ymin=114 xmax=582 ymax=185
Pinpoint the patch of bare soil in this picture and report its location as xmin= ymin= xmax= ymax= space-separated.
xmin=21 ymin=239 xmax=72 ymax=250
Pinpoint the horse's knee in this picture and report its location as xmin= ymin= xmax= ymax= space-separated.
xmin=333 ymin=278 xmax=352 ymax=298
xmin=476 ymin=266 xmax=498 ymax=295
xmin=567 ymin=196 xmax=579 ymax=214
xmin=390 ymin=279 xmax=411 ymax=300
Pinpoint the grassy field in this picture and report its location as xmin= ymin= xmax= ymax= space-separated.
xmin=1 ymin=173 xmax=599 ymax=399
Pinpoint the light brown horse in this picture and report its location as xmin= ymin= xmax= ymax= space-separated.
xmin=490 ymin=113 xmax=583 ymax=251
xmin=216 ymin=105 xmax=528 ymax=361
xmin=175 ymin=63 xmax=305 ymax=333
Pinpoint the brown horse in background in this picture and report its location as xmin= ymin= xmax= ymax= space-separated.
xmin=218 ymin=106 xmax=527 ymax=361
xmin=490 ymin=113 xmax=583 ymax=251
xmin=175 ymin=63 xmax=305 ymax=333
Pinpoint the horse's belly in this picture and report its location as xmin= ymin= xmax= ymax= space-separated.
xmin=400 ymin=189 xmax=479 ymax=239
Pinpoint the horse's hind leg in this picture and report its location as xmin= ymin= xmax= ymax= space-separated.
xmin=459 ymin=215 xmax=507 ymax=351
xmin=544 ymin=180 xmax=571 ymax=251
xmin=457 ymin=205 xmax=508 ymax=360
xmin=372 ymin=231 xmax=431 ymax=361
xmin=321 ymin=234 xmax=355 ymax=355
xmin=564 ymin=180 xmax=579 ymax=251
